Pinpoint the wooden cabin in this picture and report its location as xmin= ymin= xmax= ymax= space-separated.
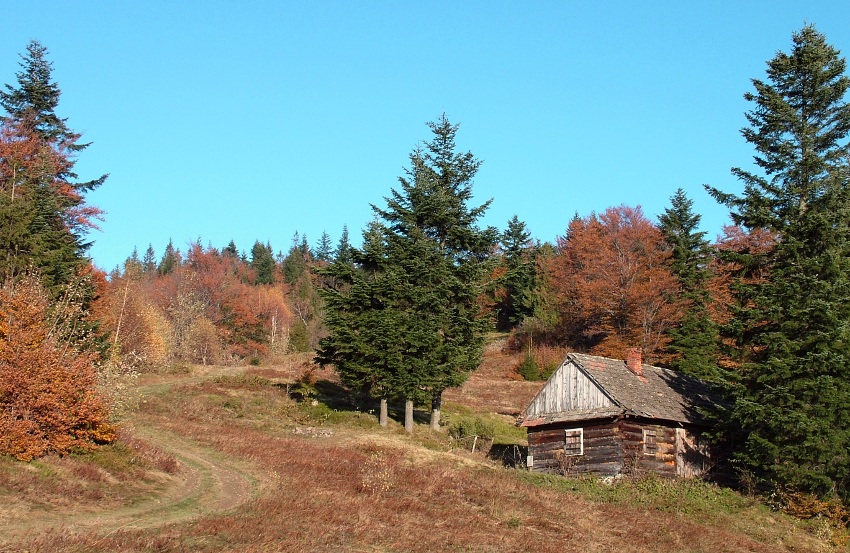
xmin=518 ymin=349 xmax=720 ymax=478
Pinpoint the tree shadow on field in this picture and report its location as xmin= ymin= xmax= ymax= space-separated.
xmin=488 ymin=444 xmax=528 ymax=468
xmin=313 ymin=379 xmax=358 ymax=410
xmin=281 ymin=378 xmax=436 ymax=427
xmin=275 ymin=378 xmax=355 ymax=410
xmin=385 ymin=404 xmax=431 ymax=425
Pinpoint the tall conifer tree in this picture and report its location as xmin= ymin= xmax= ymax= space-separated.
xmin=158 ymin=240 xmax=178 ymax=275
xmin=0 ymin=41 xmax=106 ymax=291
xmin=315 ymin=231 xmax=333 ymax=263
xmin=495 ymin=216 xmax=538 ymax=331
xmin=251 ymin=240 xmax=276 ymax=285
xmin=658 ymin=189 xmax=719 ymax=380
xmin=707 ymin=26 xmax=850 ymax=499
xmin=317 ymin=116 xmax=496 ymax=431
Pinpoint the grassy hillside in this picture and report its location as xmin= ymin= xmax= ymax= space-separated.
xmin=0 ymin=348 xmax=846 ymax=552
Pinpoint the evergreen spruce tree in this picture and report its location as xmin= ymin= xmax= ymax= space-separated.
xmin=315 ymin=231 xmax=333 ymax=263
xmin=0 ymin=41 xmax=107 ymax=292
xmin=299 ymin=233 xmax=310 ymax=257
xmin=315 ymin=223 xmax=404 ymax=426
xmin=142 ymin=244 xmax=156 ymax=274
xmin=1 ymin=41 xmax=71 ymax=143
xmin=495 ymin=215 xmax=539 ymax=331
xmin=223 ymin=240 xmax=239 ymax=258
xmin=158 ymin=240 xmax=178 ymax=275
xmin=317 ymin=115 xmax=496 ymax=432
xmin=334 ymin=225 xmax=354 ymax=265
xmin=706 ymin=25 xmax=850 ymax=500
xmin=251 ymin=240 xmax=276 ymax=285
xmin=658 ymin=188 xmax=720 ymax=380
xmin=282 ymin=241 xmax=307 ymax=284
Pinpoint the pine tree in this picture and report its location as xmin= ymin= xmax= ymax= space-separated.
xmin=315 ymin=223 xmax=403 ymax=424
xmin=282 ymin=241 xmax=307 ymax=284
xmin=318 ymin=115 xmax=496 ymax=431
xmin=251 ymin=240 xmax=276 ymax=285
xmin=158 ymin=240 xmax=178 ymax=275
xmin=299 ymin=233 xmax=310 ymax=257
xmin=142 ymin=244 xmax=156 ymax=274
xmin=315 ymin=231 xmax=333 ymax=263
xmin=1 ymin=41 xmax=69 ymax=143
xmin=658 ymin=189 xmax=719 ymax=380
xmin=334 ymin=225 xmax=354 ymax=265
xmin=495 ymin=215 xmax=538 ymax=330
xmin=706 ymin=25 xmax=850 ymax=500
xmin=0 ymin=41 xmax=106 ymax=291
xmin=223 ymin=240 xmax=238 ymax=258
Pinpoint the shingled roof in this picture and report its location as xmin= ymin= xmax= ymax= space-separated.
xmin=519 ymin=352 xmax=722 ymax=427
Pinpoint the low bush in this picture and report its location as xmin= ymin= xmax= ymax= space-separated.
xmin=0 ymin=273 xmax=116 ymax=461
xmin=447 ymin=414 xmax=497 ymax=448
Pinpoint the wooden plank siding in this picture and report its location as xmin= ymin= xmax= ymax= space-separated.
xmin=528 ymin=420 xmax=623 ymax=477
xmin=527 ymin=418 xmax=709 ymax=479
xmin=523 ymin=360 xmax=615 ymax=420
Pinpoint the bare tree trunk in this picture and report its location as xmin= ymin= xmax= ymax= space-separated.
xmin=379 ymin=397 xmax=388 ymax=427
xmin=404 ymin=399 xmax=414 ymax=434
xmin=430 ymin=390 xmax=443 ymax=431
xmin=113 ymin=278 xmax=131 ymax=349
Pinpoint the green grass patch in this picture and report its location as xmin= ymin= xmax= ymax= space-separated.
xmin=78 ymin=441 xmax=139 ymax=474
xmin=292 ymin=400 xmax=379 ymax=428
xmin=443 ymin=402 xmax=526 ymax=446
xmin=520 ymin=471 xmax=752 ymax=518
xmin=212 ymin=374 xmax=273 ymax=388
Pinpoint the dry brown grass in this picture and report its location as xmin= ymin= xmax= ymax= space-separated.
xmin=1 ymin=353 xmax=843 ymax=553
xmin=444 ymin=347 xmax=542 ymax=416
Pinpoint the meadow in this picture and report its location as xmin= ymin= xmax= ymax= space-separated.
xmin=0 ymin=348 xmax=844 ymax=552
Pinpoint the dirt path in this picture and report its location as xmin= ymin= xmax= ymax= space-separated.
xmin=0 ymin=367 xmax=266 ymax=545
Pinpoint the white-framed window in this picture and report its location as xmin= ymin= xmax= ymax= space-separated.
xmin=643 ymin=428 xmax=658 ymax=455
xmin=564 ymin=428 xmax=584 ymax=456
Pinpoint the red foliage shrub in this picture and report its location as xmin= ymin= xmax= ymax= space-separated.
xmin=0 ymin=273 xmax=115 ymax=460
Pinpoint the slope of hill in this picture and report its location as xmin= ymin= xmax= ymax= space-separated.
xmin=0 ymin=349 xmax=844 ymax=552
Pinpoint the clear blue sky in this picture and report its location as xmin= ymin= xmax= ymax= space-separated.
xmin=4 ymin=2 xmax=850 ymax=271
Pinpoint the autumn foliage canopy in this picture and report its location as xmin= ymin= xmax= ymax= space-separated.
xmin=546 ymin=205 xmax=682 ymax=363
xmin=0 ymin=273 xmax=115 ymax=461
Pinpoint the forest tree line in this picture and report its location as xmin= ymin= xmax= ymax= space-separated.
xmin=2 ymin=25 xmax=850 ymax=508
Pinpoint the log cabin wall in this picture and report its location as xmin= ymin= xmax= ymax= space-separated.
xmin=527 ymin=420 xmax=623 ymax=477
xmin=618 ymin=419 xmax=677 ymax=478
xmin=527 ymin=418 xmax=700 ymax=479
xmin=675 ymin=427 xmax=712 ymax=478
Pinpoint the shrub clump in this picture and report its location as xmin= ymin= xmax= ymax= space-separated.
xmin=0 ymin=274 xmax=115 ymax=461
xmin=448 ymin=414 xmax=497 ymax=442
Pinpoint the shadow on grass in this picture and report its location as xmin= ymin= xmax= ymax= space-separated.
xmin=314 ymin=379 xmax=358 ymax=410
xmin=276 ymin=378 xmax=359 ymax=410
xmin=280 ymin=379 xmax=443 ymax=429
xmin=488 ymin=444 xmax=528 ymax=469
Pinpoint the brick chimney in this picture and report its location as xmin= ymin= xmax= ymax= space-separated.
xmin=626 ymin=347 xmax=643 ymax=377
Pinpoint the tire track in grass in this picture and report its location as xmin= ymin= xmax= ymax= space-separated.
xmin=0 ymin=368 xmax=266 ymax=545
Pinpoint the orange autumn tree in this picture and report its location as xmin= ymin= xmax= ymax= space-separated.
xmin=547 ymin=205 xmax=683 ymax=363
xmin=0 ymin=272 xmax=115 ymax=461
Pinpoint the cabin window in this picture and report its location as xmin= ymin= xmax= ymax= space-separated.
xmin=643 ymin=428 xmax=657 ymax=455
xmin=564 ymin=428 xmax=583 ymax=456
